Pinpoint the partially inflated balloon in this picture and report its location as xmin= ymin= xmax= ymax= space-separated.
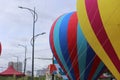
xmin=77 ymin=0 xmax=120 ymax=79
xmin=0 ymin=42 xmax=2 ymax=55
xmin=49 ymin=12 xmax=106 ymax=80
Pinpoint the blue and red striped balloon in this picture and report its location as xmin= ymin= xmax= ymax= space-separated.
xmin=49 ymin=12 xmax=106 ymax=80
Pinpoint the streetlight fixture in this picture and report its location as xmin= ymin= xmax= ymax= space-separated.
xmin=19 ymin=6 xmax=38 ymax=80
xmin=18 ymin=6 xmax=38 ymax=22
xmin=18 ymin=44 xmax=27 ymax=74
xmin=19 ymin=6 xmax=45 ymax=80
xmin=30 ymin=32 xmax=46 ymax=80
xmin=30 ymin=32 xmax=46 ymax=46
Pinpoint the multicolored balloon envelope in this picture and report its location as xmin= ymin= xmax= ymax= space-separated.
xmin=49 ymin=12 xmax=106 ymax=80
xmin=77 ymin=0 xmax=120 ymax=79
xmin=0 ymin=42 xmax=2 ymax=55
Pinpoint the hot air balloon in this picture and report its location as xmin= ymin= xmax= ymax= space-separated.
xmin=49 ymin=12 xmax=106 ymax=80
xmin=0 ymin=42 xmax=2 ymax=55
xmin=77 ymin=0 xmax=120 ymax=79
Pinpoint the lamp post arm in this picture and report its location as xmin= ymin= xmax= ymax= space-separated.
xmin=18 ymin=44 xmax=27 ymax=61
xmin=18 ymin=44 xmax=27 ymax=74
xmin=19 ymin=6 xmax=37 ymax=80
xmin=18 ymin=6 xmax=38 ymax=23
xmin=30 ymin=32 xmax=46 ymax=46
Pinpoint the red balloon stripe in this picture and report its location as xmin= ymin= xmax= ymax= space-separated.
xmin=85 ymin=0 xmax=120 ymax=73
xmin=67 ymin=12 xmax=80 ymax=79
xmin=88 ymin=56 xmax=101 ymax=80
xmin=0 ymin=43 xmax=1 ymax=55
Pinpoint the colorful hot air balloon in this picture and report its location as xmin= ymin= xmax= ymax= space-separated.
xmin=77 ymin=0 xmax=120 ymax=79
xmin=0 ymin=42 xmax=2 ymax=55
xmin=49 ymin=12 xmax=106 ymax=80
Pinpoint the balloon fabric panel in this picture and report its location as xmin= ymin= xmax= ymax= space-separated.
xmin=85 ymin=44 xmax=96 ymax=79
xmin=77 ymin=0 xmax=120 ymax=79
xmin=67 ymin=12 xmax=80 ymax=79
xmin=50 ymin=12 xmax=106 ymax=80
xmin=54 ymin=13 xmax=79 ymax=80
xmin=93 ymin=62 xmax=105 ymax=80
xmin=49 ymin=17 xmax=71 ymax=80
xmin=85 ymin=0 xmax=120 ymax=73
xmin=59 ymin=12 xmax=76 ymax=80
xmin=98 ymin=0 xmax=120 ymax=60
xmin=77 ymin=25 xmax=87 ymax=80
xmin=87 ymin=55 xmax=101 ymax=79
xmin=77 ymin=26 xmax=105 ymax=80
xmin=54 ymin=14 xmax=74 ymax=79
xmin=0 ymin=43 xmax=1 ymax=55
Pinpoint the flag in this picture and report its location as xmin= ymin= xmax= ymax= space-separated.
xmin=48 ymin=64 xmax=57 ymax=74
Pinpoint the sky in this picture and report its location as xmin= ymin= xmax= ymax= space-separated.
xmin=0 ymin=0 xmax=76 ymax=73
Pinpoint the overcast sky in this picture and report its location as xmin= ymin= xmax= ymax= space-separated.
xmin=0 ymin=0 xmax=76 ymax=73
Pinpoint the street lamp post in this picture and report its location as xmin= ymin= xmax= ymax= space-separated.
xmin=30 ymin=32 xmax=46 ymax=80
xmin=19 ymin=6 xmax=38 ymax=80
xmin=19 ymin=6 xmax=46 ymax=80
xmin=18 ymin=44 xmax=27 ymax=74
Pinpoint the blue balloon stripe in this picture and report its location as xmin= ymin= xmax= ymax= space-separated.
xmin=54 ymin=58 xmax=58 ymax=64
xmin=53 ymin=15 xmax=72 ymax=80
xmin=77 ymin=24 xmax=88 ymax=80
xmin=59 ymin=12 xmax=76 ymax=80
xmin=92 ymin=61 xmax=105 ymax=80
xmin=85 ymin=44 xmax=95 ymax=79
xmin=95 ymin=66 xmax=106 ymax=79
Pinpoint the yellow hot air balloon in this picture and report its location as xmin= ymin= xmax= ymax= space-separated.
xmin=77 ymin=0 xmax=120 ymax=79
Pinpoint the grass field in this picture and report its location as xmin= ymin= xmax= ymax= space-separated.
xmin=0 ymin=76 xmax=113 ymax=80
xmin=0 ymin=76 xmax=46 ymax=80
xmin=0 ymin=75 xmax=63 ymax=80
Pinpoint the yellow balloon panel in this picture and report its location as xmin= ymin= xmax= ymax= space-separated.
xmin=77 ymin=0 xmax=120 ymax=79
xmin=98 ymin=0 xmax=120 ymax=59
